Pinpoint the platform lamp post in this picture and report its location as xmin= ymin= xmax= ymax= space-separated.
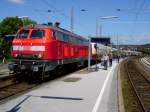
xmin=96 ymin=16 xmax=118 ymax=37
xmin=96 ymin=16 xmax=118 ymax=54
xmin=88 ymin=36 xmax=91 ymax=70
xmin=96 ymin=16 xmax=118 ymax=69
xmin=70 ymin=7 xmax=87 ymax=32
xmin=116 ymin=34 xmax=120 ymax=62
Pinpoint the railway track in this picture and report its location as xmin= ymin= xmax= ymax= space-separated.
xmin=0 ymin=71 xmax=49 ymax=104
xmin=0 ymin=62 xmax=92 ymax=104
xmin=0 ymin=70 xmax=38 ymax=103
xmin=0 ymin=82 xmax=36 ymax=102
xmin=0 ymin=73 xmax=17 ymax=89
xmin=141 ymin=57 xmax=150 ymax=68
xmin=145 ymin=57 xmax=150 ymax=63
xmin=121 ymin=58 xmax=150 ymax=112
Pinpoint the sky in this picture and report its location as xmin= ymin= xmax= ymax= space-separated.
xmin=0 ymin=0 xmax=150 ymax=45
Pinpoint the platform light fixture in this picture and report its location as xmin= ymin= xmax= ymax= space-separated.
xmin=96 ymin=16 xmax=119 ymax=37
xmin=17 ymin=16 xmax=29 ymax=27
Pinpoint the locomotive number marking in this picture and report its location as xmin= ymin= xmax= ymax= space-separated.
xmin=23 ymin=46 xmax=30 ymax=50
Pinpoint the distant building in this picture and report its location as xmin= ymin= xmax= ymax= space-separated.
xmin=112 ymin=44 xmax=150 ymax=51
xmin=90 ymin=37 xmax=111 ymax=45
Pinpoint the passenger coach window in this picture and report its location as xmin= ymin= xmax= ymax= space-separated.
xmin=31 ymin=30 xmax=45 ymax=38
xmin=17 ymin=30 xmax=29 ymax=38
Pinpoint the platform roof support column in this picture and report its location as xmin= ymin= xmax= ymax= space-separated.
xmin=88 ymin=36 xmax=91 ymax=70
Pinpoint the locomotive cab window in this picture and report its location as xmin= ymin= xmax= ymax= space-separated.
xmin=31 ymin=30 xmax=45 ymax=38
xmin=17 ymin=30 xmax=29 ymax=38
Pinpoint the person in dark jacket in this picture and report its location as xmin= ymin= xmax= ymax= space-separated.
xmin=108 ymin=53 xmax=113 ymax=67
xmin=117 ymin=55 xmax=120 ymax=63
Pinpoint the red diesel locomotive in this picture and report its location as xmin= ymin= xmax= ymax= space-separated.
xmin=8 ymin=23 xmax=89 ymax=81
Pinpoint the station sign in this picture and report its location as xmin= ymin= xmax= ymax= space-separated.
xmin=91 ymin=37 xmax=110 ymax=45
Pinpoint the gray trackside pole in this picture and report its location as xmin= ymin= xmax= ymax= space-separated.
xmin=88 ymin=36 xmax=91 ymax=70
xmin=95 ymin=44 xmax=98 ymax=71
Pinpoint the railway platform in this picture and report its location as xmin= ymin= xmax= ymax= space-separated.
xmin=0 ymin=60 xmax=120 ymax=112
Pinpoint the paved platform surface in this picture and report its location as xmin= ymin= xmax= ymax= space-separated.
xmin=0 ymin=61 xmax=119 ymax=112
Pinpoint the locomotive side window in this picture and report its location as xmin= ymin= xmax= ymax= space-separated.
xmin=31 ymin=30 xmax=45 ymax=38
xmin=51 ymin=31 xmax=56 ymax=40
xmin=17 ymin=30 xmax=29 ymax=38
xmin=70 ymin=36 xmax=74 ymax=44
xmin=57 ymin=31 xmax=88 ymax=45
xmin=63 ymin=34 xmax=69 ymax=42
xmin=57 ymin=32 xmax=63 ymax=41
xmin=72 ymin=37 xmax=77 ymax=44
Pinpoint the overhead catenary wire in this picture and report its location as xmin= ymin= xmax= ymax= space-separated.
xmin=21 ymin=3 xmax=53 ymax=23
xmin=42 ymin=0 xmax=69 ymax=18
xmin=116 ymin=0 xmax=147 ymax=44
xmin=41 ymin=0 xmax=90 ymax=35
xmin=130 ymin=0 xmax=146 ymax=41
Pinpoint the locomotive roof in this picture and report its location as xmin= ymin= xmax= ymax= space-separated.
xmin=22 ymin=24 xmax=88 ymax=41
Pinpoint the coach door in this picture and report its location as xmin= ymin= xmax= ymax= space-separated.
xmin=57 ymin=32 xmax=63 ymax=65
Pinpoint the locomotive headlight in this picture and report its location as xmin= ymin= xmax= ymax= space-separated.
xmin=14 ymin=54 xmax=18 ymax=57
xmin=38 ymin=53 xmax=42 ymax=58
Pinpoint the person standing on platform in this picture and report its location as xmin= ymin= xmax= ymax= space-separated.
xmin=109 ymin=53 xmax=113 ymax=67
xmin=117 ymin=55 xmax=120 ymax=63
xmin=103 ymin=54 xmax=109 ymax=70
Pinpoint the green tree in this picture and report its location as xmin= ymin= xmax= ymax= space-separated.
xmin=0 ymin=38 xmax=11 ymax=63
xmin=140 ymin=48 xmax=150 ymax=55
xmin=0 ymin=16 xmax=37 ymax=63
xmin=0 ymin=16 xmax=37 ymax=37
xmin=23 ymin=18 xmax=37 ymax=26
xmin=0 ymin=17 xmax=22 ymax=37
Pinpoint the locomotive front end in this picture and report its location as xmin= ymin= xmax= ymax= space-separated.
xmin=8 ymin=25 xmax=53 ymax=81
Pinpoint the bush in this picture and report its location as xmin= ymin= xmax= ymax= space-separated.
xmin=141 ymin=48 xmax=150 ymax=55
xmin=0 ymin=38 xmax=11 ymax=63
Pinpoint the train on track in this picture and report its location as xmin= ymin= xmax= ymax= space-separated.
xmin=8 ymin=23 xmax=142 ymax=81
xmin=8 ymin=23 xmax=102 ymax=81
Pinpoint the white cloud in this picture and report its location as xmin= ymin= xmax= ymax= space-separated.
xmin=8 ymin=0 xmax=24 ymax=4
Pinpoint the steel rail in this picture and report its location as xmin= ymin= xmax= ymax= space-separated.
xmin=125 ymin=60 xmax=149 ymax=112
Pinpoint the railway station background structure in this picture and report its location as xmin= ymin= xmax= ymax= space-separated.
xmin=91 ymin=37 xmax=111 ymax=45
xmin=88 ymin=37 xmax=111 ymax=70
